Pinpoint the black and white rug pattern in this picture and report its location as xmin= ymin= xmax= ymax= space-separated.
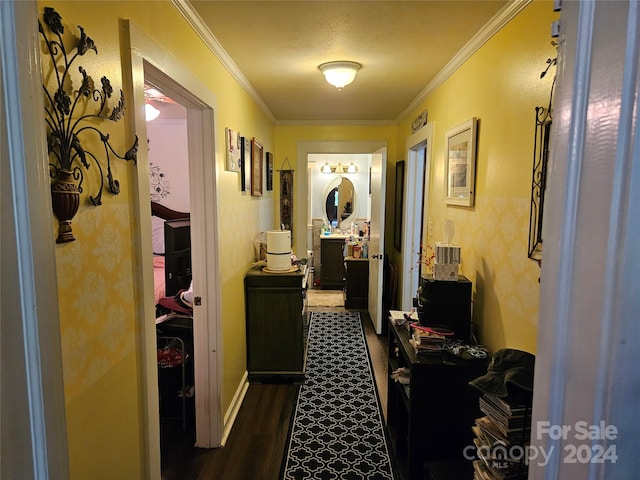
xmin=281 ymin=311 xmax=395 ymax=479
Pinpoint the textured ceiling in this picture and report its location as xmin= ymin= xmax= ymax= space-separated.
xmin=184 ymin=0 xmax=510 ymax=123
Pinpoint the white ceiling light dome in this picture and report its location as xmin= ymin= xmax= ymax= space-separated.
xmin=318 ymin=61 xmax=362 ymax=90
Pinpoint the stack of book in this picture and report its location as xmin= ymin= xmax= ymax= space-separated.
xmin=409 ymin=324 xmax=446 ymax=355
xmin=472 ymin=393 xmax=533 ymax=480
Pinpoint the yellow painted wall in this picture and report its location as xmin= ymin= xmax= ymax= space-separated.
xmin=40 ymin=0 xmax=553 ymax=477
xmin=41 ymin=1 xmax=275 ymax=478
xmin=396 ymin=1 xmax=557 ymax=353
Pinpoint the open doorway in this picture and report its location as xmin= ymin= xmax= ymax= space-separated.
xmin=144 ymin=62 xmax=221 ymax=454
xmin=144 ymin=83 xmax=196 ymax=449
xmin=299 ymin=142 xmax=387 ymax=334
xmin=400 ymin=123 xmax=433 ymax=310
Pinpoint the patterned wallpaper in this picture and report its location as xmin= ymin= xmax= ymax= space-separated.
xmin=55 ymin=203 xmax=136 ymax=401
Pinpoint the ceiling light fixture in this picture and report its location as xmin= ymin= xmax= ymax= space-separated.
xmin=318 ymin=61 xmax=362 ymax=90
xmin=145 ymin=102 xmax=160 ymax=121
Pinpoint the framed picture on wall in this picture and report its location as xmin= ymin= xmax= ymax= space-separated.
xmin=444 ymin=117 xmax=477 ymax=206
xmin=266 ymin=152 xmax=274 ymax=191
xmin=394 ymin=160 xmax=405 ymax=251
xmin=251 ymin=138 xmax=263 ymax=197
xmin=240 ymin=136 xmax=251 ymax=192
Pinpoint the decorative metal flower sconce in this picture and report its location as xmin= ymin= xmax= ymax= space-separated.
xmin=39 ymin=7 xmax=138 ymax=243
xmin=528 ymin=46 xmax=557 ymax=261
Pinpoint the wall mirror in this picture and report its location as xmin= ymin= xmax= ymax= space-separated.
xmin=323 ymin=176 xmax=356 ymax=229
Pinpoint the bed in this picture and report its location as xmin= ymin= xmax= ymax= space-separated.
xmin=151 ymin=201 xmax=191 ymax=305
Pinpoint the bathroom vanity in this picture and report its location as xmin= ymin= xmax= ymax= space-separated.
xmin=344 ymin=256 xmax=369 ymax=309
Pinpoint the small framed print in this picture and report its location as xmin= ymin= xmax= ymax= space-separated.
xmin=266 ymin=152 xmax=274 ymax=191
xmin=240 ymin=136 xmax=251 ymax=191
xmin=445 ymin=117 xmax=477 ymax=206
xmin=225 ymin=127 xmax=241 ymax=172
xmin=251 ymin=138 xmax=263 ymax=197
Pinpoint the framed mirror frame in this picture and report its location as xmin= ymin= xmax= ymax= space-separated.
xmin=323 ymin=176 xmax=356 ymax=230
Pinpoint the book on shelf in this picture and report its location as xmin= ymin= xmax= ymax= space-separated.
xmin=473 ymin=437 xmax=528 ymax=473
xmin=483 ymin=392 xmax=533 ymax=416
xmin=471 ymin=387 xmax=533 ymax=478
xmin=473 ymin=459 xmax=529 ymax=480
xmin=475 ymin=415 xmax=531 ymax=447
xmin=411 ymin=328 xmax=446 ymax=345
xmin=479 ymin=396 xmax=532 ymax=433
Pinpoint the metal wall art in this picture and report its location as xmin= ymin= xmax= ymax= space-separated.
xmin=40 ymin=7 xmax=138 ymax=243
xmin=528 ymin=50 xmax=557 ymax=260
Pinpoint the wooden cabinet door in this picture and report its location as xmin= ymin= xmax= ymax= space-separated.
xmin=320 ymin=239 xmax=345 ymax=289
xmin=246 ymin=285 xmax=304 ymax=375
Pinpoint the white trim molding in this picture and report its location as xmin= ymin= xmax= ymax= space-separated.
xmin=530 ymin=1 xmax=640 ymax=478
xmin=1 ymin=0 xmax=69 ymax=478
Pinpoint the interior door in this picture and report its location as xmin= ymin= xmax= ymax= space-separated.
xmin=367 ymin=147 xmax=387 ymax=334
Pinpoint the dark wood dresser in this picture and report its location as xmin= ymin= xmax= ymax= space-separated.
xmin=244 ymin=264 xmax=309 ymax=382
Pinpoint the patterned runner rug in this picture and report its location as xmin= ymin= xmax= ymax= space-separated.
xmin=281 ymin=311 xmax=395 ymax=479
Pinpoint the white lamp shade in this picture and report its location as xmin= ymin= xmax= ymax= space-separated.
xmin=145 ymin=102 xmax=160 ymax=121
xmin=319 ymin=61 xmax=361 ymax=89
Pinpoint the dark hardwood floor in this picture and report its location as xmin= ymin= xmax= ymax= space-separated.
xmin=160 ymin=305 xmax=389 ymax=480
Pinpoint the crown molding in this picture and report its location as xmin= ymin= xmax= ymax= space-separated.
xmin=396 ymin=0 xmax=533 ymax=123
xmin=173 ymin=0 xmax=531 ymax=126
xmin=275 ymin=119 xmax=398 ymax=127
xmin=171 ymin=0 xmax=276 ymax=123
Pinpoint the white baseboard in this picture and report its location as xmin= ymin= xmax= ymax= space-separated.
xmin=220 ymin=371 xmax=249 ymax=446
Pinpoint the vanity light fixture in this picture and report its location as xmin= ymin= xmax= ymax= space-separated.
xmin=318 ymin=61 xmax=362 ymax=90
xmin=321 ymin=162 xmax=358 ymax=174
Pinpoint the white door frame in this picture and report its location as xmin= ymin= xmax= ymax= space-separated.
xmin=400 ymin=123 xmax=433 ymax=310
xmin=529 ymin=1 xmax=640 ymax=478
xmin=121 ymin=20 xmax=222 ymax=461
xmin=1 ymin=1 xmax=69 ymax=477
xmin=296 ymin=141 xmax=387 ymax=263
xmin=297 ymin=141 xmax=386 ymax=333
